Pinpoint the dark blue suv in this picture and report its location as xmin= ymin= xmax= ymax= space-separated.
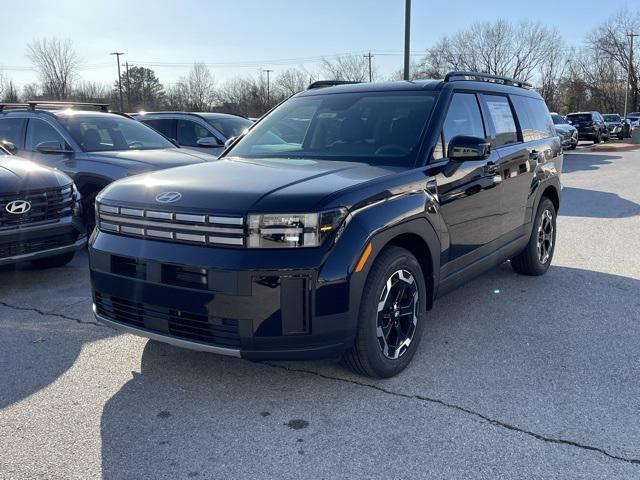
xmin=89 ymin=72 xmax=562 ymax=377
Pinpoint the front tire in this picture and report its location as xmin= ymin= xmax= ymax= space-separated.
xmin=343 ymin=246 xmax=427 ymax=378
xmin=511 ymin=197 xmax=557 ymax=276
xmin=31 ymin=251 xmax=76 ymax=269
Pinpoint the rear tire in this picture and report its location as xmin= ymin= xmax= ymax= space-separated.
xmin=83 ymin=192 xmax=98 ymax=234
xmin=594 ymin=132 xmax=601 ymax=144
xmin=342 ymin=246 xmax=427 ymax=378
xmin=511 ymin=197 xmax=556 ymax=276
xmin=31 ymin=251 xmax=75 ymax=269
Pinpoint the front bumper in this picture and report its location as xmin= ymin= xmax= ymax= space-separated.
xmin=0 ymin=216 xmax=86 ymax=266
xmin=89 ymin=232 xmax=355 ymax=360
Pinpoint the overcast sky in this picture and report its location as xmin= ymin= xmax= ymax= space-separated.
xmin=1 ymin=0 xmax=637 ymax=88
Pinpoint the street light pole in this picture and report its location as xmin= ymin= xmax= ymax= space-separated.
xmin=623 ymin=33 xmax=639 ymax=120
xmin=110 ymin=52 xmax=125 ymax=112
xmin=403 ymin=0 xmax=411 ymax=81
xmin=264 ymin=69 xmax=274 ymax=104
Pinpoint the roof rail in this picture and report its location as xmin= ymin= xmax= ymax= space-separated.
xmin=444 ymin=71 xmax=532 ymax=89
xmin=307 ymin=80 xmax=361 ymax=90
xmin=0 ymin=103 xmax=30 ymax=112
xmin=25 ymin=100 xmax=110 ymax=112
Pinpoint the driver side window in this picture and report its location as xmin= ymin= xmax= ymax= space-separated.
xmin=177 ymin=120 xmax=214 ymax=147
xmin=26 ymin=119 xmax=66 ymax=151
xmin=440 ymin=93 xmax=485 ymax=158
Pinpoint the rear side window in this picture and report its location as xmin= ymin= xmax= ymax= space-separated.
xmin=484 ymin=95 xmax=518 ymax=147
xmin=442 ymin=93 xmax=485 ymax=156
xmin=0 ymin=118 xmax=26 ymax=147
xmin=511 ymin=96 xmax=556 ymax=141
xmin=143 ymin=119 xmax=176 ymax=141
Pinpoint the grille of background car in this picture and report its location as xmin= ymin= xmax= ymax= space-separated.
xmin=0 ymin=185 xmax=73 ymax=229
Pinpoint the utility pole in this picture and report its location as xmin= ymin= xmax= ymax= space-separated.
xmin=403 ymin=0 xmax=411 ymax=81
xmin=623 ymin=32 xmax=639 ymax=120
xmin=264 ymin=69 xmax=274 ymax=104
xmin=124 ymin=61 xmax=131 ymax=112
xmin=110 ymin=52 xmax=125 ymax=112
xmin=364 ymin=51 xmax=374 ymax=82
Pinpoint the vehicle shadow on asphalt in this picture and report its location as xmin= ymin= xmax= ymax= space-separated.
xmin=562 ymin=152 xmax=621 ymax=173
xmin=98 ymin=264 xmax=640 ymax=479
xmin=560 ymin=186 xmax=640 ymax=218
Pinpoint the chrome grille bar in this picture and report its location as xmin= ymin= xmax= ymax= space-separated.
xmin=97 ymin=204 xmax=245 ymax=247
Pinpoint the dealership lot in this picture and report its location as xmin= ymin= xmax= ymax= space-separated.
xmin=1 ymin=145 xmax=639 ymax=479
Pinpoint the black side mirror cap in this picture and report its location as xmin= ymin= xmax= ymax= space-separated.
xmin=448 ymin=135 xmax=491 ymax=162
xmin=35 ymin=141 xmax=74 ymax=154
xmin=0 ymin=140 xmax=18 ymax=155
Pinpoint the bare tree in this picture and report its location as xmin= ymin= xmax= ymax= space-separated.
xmin=419 ymin=20 xmax=561 ymax=82
xmin=180 ymin=63 xmax=217 ymax=110
xmin=320 ymin=55 xmax=371 ymax=82
xmin=275 ymin=67 xmax=315 ymax=96
xmin=26 ymin=38 xmax=80 ymax=99
xmin=21 ymin=83 xmax=41 ymax=101
xmin=71 ymin=81 xmax=110 ymax=103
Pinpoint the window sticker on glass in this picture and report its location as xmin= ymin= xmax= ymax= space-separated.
xmin=487 ymin=99 xmax=516 ymax=134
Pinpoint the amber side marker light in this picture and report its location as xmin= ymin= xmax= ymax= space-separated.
xmin=355 ymin=243 xmax=373 ymax=272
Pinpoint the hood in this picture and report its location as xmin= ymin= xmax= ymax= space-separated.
xmin=555 ymin=123 xmax=576 ymax=131
xmin=86 ymin=148 xmax=216 ymax=168
xmin=0 ymin=155 xmax=72 ymax=193
xmin=98 ymin=157 xmax=399 ymax=214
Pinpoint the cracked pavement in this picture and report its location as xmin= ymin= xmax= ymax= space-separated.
xmin=1 ymin=146 xmax=639 ymax=479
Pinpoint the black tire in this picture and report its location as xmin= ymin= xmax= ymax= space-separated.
xmin=31 ymin=251 xmax=76 ymax=269
xmin=618 ymin=133 xmax=624 ymax=140
xmin=511 ymin=197 xmax=557 ymax=276
xmin=594 ymin=132 xmax=601 ymax=144
xmin=342 ymin=246 xmax=427 ymax=378
xmin=83 ymin=191 xmax=98 ymax=234
xmin=568 ymin=143 xmax=577 ymax=150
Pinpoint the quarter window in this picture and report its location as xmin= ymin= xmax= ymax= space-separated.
xmin=484 ymin=95 xmax=518 ymax=147
xmin=26 ymin=119 xmax=66 ymax=150
xmin=442 ymin=93 xmax=485 ymax=157
xmin=143 ymin=119 xmax=176 ymax=141
xmin=511 ymin=96 xmax=556 ymax=141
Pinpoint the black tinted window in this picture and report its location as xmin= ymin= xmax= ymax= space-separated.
xmin=205 ymin=116 xmax=252 ymax=139
xmin=0 ymin=118 xmax=25 ymax=146
xmin=511 ymin=95 xmax=555 ymax=142
xmin=484 ymin=95 xmax=518 ymax=147
xmin=143 ymin=119 xmax=176 ymax=140
xmin=177 ymin=120 xmax=214 ymax=147
xmin=442 ymin=93 xmax=485 ymax=156
xmin=26 ymin=119 xmax=65 ymax=150
xmin=566 ymin=114 xmax=592 ymax=123
xmin=551 ymin=114 xmax=566 ymax=125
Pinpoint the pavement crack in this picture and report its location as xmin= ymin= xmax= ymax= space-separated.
xmin=0 ymin=301 xmax=114 ymax=330
xmin=264 ymin=362 xmax=640 ymax=466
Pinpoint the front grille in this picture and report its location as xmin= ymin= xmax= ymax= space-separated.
xmin=97 ymin=203 xmax=245 ymax=247
xmin=0 ymin=185 xmax=73 ymax=230
xmin=0 ymin=232 xmax=77 ymax=258
xmin=95 ymin=292 xmax=241 ymax=347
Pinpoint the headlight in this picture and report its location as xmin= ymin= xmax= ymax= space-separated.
xmin=247 ymin=208 xmax=348 ymax=248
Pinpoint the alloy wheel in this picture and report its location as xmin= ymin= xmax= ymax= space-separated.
xmin=376 ymin=269 xmax=419 ymax=360
xmin=537 ymin=209 xmax=554 ymax=264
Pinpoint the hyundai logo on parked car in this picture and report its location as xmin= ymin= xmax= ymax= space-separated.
xmin=155 ymin=192 xmax=182 ymax=203
xmin=5 ymin=199 xmax=32 ymax=215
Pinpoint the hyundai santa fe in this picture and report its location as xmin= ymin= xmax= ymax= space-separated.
xmin=89 ymin=72 xmax=562 ymax=378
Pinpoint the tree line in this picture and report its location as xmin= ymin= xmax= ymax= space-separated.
xmin=1 ymin=8 xmax=638 ymax=117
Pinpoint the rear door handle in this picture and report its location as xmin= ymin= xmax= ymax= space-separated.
xmin=484 ymin=161 xmax=499 ymax=175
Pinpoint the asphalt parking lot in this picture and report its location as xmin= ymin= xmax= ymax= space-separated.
xmin=1 ymin=143 xmax=639 ymax=479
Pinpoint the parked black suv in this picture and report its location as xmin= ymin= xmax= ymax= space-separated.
xmin=89 ymin=72 xmax=562 ymax=377
xmin=0 ymin=102 xmax=217 ymax=228
xmin=0 ymin=141 xmax=85 ymax=267
xmin=603 ymin=114 xmax=624 ymax=140
xmin=566 ymin=111 xmax=609 ymax=144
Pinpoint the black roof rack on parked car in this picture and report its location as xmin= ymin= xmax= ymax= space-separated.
xmin=0 ymin=103 xmax=30 ymax=112
xmin=307 ymin=80 xmax=362 ymax=90
xmin=444 ymin=71 xmax=532 ymax=89
xmin=25 ymin=101 xmax=110 ymax=112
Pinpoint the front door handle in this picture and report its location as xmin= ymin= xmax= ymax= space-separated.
xmin=484 ymin=161 xmax=499 ymax=176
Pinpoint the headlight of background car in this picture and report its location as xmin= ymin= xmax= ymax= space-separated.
xmin=247 ymin=208 xmax=348 ymax=248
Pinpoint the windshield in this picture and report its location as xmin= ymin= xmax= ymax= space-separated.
xmin=56 ymin=114 xmax=175 ymax=152
xmin=227 ymin=91 xmax=437 ymax=167
xmin=603 ymin=115 xmax=621 ymax=122
xmin=551 ymin=114 xmax=566 ymax=125
xmin=205 ymin=116 xmax=253 ymax=139
xmin=566 ymin=113 xmax=592 ymax=123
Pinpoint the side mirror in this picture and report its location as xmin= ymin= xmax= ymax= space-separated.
xmin=224 ymin=136 xmax=237 ymax=149
xmin=448 ymin=135 xmax=491 ymax=162
xmin=36 ymin=141 xmax=73 ymax=154
xmin=196 ymin=137 xmax=222 ymax=148
xmin=0 ymin=140 xmax=18 ymax=155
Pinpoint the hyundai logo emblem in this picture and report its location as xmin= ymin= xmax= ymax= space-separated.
xmin=155 ymin=191 xmax=182 ymax=203
xmin=5 ymin=199 xmax=32 ymax=215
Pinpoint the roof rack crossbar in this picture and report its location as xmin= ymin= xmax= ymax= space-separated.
xmin=307 ymin=80 xmax=362 ymax=90
xmin=0 ymin=103 xmax=30 ymax=112
xmin=444 ymin=71 xmax=532 ymax=89
xmin=25 ymin=100 xmax=110 ymax=112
